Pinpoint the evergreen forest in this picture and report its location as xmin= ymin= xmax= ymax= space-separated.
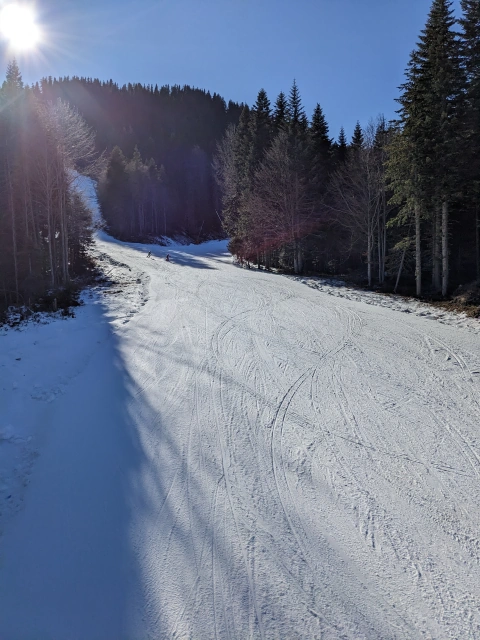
xmin=1 ymin=0 xmax=479 ymax=316
xmin=215 ymin=0 xmax=480 ymax=298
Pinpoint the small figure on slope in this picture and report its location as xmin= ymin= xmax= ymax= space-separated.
xmin=166 ymin=253 xmax=170 ymax=262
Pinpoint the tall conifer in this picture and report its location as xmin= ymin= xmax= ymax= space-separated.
xmin=249 ymin=88 xmax=272 ymax=168
xmin=459 ymin=0 xmax=480 ymax=278
xmin=391 ymin=0 xmax=462 ymax=295
xmin=273 ymin=92 xmax=288 ymax=134
xmin=334 ymin=127 xmax=348 ymax=165
xmin=309 ymin=103 xmax=332 ymax=197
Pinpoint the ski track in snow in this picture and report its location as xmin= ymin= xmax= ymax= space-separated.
xmin=1 ymin=222 xmax=480 ymax=637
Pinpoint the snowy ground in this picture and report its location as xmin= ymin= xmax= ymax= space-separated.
xmin=293 ymin=275 xmax=480 ymax=336
xmin=1 ymin=222 xmax=480 ymax=638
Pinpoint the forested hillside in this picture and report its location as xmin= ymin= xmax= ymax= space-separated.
xmin=1 ymin=0 xmax=479 ymax=314
xmin=37 ymin=77 xmax=243 ymax=240
xmin=0 ymin=62 xmax=96 ymax=314
xmin=0 ymin=70 xmax=242 ymax=316
xmin=214 ymin=0 xmax=480 ymax=296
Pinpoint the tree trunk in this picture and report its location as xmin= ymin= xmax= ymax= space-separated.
xmin=367 ymin=200 xmax=373 ymax=287
xmin=382 ymin=188 xmax=387 ymax=283
xmin=265 ymin=248 xmax=271 ymax=270
xmin=433 ymin=204 xmax=441 ymax=292
xmin=377 ymin=187 xmax=386 ymax=285
xmin=6 ymin=159 xmax=19 ymax=303
xmin=415 ymin=201 xmax=422 ymax=297
xmin=394 ymin=246 xmax=407 ymax=294
xmin=367 ymin=229 xmax=372 ymax=287
xmin=46 ymin=182 xmax=55 ymax=288
xmin=442 ymin=199 xmax=449 ymax=297
xmin=58 ymin=168 xmax=69 ymax=286
xmin=476 ymin=204 xmax=479 ymax=282
xmin=298 ymin=243 xmax=303 ymax=274
xmin=377 ymin=214 xmax=382 ymax=284
xmin=293 ymin=238 xmax=303 ymax=274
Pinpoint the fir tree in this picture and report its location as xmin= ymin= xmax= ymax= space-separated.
xmin=391 ymin=0 xmax=463 ymax=295
xmin=286 ymin=81 xmax=309 ymax=271
xmin=287 ymin=79 xmax=307 ymax=135
xmin=334 ymin=127 xmax=348 ymax=165
xmin=3 ymin=59 xmax=23 ymax=94
xmin=351 ymin=121 xmax=364 ymax=150
xmin=459 ymin=0 xmax=480 ymax=278
xmin=235 ymin=105 xmax=253 ymax=190
xmin=249 ymin=88 xmax=272 ymax=168
xmin=311 ymin=104 xmax=331 ymax=150
xmin=273 ymin=91 xmax=288 ymax=133
xmin=231 ymin=106 xmax=254 ymax=243
xmin=309 ymin=103 xmax=332 ymax=197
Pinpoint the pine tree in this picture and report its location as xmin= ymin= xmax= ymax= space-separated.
xmin=2 ymin=59 xmax=24 ymax=94
xmin=309 ymin=103 xmax=332 ymax=197
xmin=224 ymin=106 xmax=254 ymax=250
xmin=234 ymin=105 xmax=253 ymax=196
xmin=287 ymin=80 xmax=307 ymax=135
xmin=390 ymin=0 xmax=463 ymax=296
xmin=459 ymin=0 xmax=480 ymax=279
xmin=273 ymin=92 xmax=288 ymax=133
xmin=249 ymin=88 xmax=272 ymax=168
xmin=351 ymin=121 xmax=364 ymax=150
xmin=310 ymin=104 xmax=331 ymax=156
xmin=334 ymin=127 xmax=348 ymax=165
xmin=286 ymin=81 xmax=309 ymax=272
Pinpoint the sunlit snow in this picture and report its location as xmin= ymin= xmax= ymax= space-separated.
xmin=0 ymin=180 xmax=479 ymax=639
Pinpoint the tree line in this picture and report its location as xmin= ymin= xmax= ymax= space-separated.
xmin=214 ymin=0 xmax=480 ymax=296
xmin=38 ymin=77 xmax=243 ymax=240
xmin=0 ymin=61 xmax=98 ymax=314
xmin=2 ymin=0 xmax=477 ymax=311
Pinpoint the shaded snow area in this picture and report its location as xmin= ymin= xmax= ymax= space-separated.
xmin=1 ymin=228 xmax=480 ymax=637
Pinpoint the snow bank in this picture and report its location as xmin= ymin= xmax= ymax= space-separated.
xmin=294 ymin=275 xmax=480 ymax=335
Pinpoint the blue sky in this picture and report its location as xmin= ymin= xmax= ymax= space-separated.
xmin=4 ymin=0 xmax=462 ymax=140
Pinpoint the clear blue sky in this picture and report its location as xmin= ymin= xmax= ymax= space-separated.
xmin=4 ymin=0 xmax=462 ymax=140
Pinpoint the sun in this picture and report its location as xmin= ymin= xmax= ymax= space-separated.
xmin=0 ymin=4 xmax=40 ymax=50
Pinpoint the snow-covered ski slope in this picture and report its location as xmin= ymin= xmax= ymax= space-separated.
xmin=1 ymin=234 xmax=480 ymax=639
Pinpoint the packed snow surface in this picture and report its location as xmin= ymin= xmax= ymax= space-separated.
xmin=1 ymin=234 xmax=480 ymax=637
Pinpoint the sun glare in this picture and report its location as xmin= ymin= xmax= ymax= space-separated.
xmin=0 ymin=4 xmax=40 ymax=50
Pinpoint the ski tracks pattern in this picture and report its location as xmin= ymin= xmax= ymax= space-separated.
xmin=96 ymin=240 xmax=480 ymax=639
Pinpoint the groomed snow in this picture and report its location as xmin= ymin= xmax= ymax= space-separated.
xmin=1 ymin=201 xmax=480 ymax=638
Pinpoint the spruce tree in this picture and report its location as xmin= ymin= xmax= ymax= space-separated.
xmin=232 ymin=106 xmax=254 ymax=245
xmin=3 ymin=59 xmax=23 ymax=94
xmin=391 ymin=0 xmax=463 ymax=295
xmin=234 ymin=105 xmax=253 ymax=193
xmin=309 ymin=103 xmax=332 ymax=197
xmin=351 ymin=121 xmax=364 ymax=150
xmin=311 ymin=104 xmax=331 ymax=150
xmin=459 ymin=0 xmax=480 ymax=279
xmin=287 ymin=79 xmax=307 ymax=135
xmin=249 ymin=88 xmax=272 ymax=168
xmin=273 ymin=92 xmax=288 ymax=133
xmin=334 ymin=127 xmax=348 ymax=165
xmin=287 ymin=81 xmax=309 ymax=272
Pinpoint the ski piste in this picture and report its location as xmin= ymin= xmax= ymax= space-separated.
xmin=1 ymin=224 xmax=479 ymax=638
